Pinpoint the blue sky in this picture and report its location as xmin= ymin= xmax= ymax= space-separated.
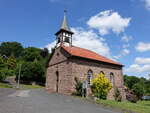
xmin=0 ymin=0 xmax=150 ymax=78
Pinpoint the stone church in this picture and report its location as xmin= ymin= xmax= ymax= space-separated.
xmin=46 ymin=11 xmax=126 ymax=100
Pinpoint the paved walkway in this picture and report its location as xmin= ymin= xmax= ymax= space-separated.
xmin=0 ymin=88 xmax=122 ymax=113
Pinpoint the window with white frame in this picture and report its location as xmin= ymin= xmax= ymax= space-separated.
xmin=87 ymin=70 xmax=93 ymax=85
xmin=110 ymin=72 xmax=115 ymax=86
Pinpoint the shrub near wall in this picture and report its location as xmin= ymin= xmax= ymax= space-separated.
xmin=91 ymin=73 xmax=112 ymax=99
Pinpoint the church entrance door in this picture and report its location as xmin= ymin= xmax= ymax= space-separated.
xmin=56 ymin=71 xmax=59 ymax=92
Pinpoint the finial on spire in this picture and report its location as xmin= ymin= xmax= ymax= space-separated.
xmin=55 ymin=10 xmax=74 ymax=36
xmin=60 ymin=10 xmax=70 ymax=31
xmin=64 ymin=9 xmax=67 ymax=13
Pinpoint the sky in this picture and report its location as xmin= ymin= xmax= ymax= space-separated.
xmin=0 ymin=0 xmax=150 ymax=78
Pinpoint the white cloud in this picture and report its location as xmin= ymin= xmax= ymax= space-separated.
xmin=135 ymin=57 xmax=150 ymax=64
xmin=123 ymin=44 xmax=130 ymax=48
xmin=45 ymin=41 xmax=56 ymax=52
xmin=46 ymin=27 xmax=111 ymax=57
xmin=143 ymin=0 xmax=150 ymax=10
xmin=125 ymin=57 xmax=150 ymax=76
xmin=126 ymin=64 xmax=150 ymax=73
xmin=135 ymin=42 xmax=150 ymax=52
xmin=122 ymin=49 xmax=130 ymax=55
xmin=71 ymin=27 xmax=110 ymax=57
xmin=114 ymin=48 xmax=130 ymax=59
xmin=121 ymin=34 xmax=132 ymax=42
xmin=87 ymin=10 xmax=131 ymax=35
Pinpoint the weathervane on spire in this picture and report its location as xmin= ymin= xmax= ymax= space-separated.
xmin=64 ymin=9 xmax=67 ymax=13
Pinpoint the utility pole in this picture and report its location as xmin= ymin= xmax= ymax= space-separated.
xmin=16 ymin=64 xmax=22 ymax=89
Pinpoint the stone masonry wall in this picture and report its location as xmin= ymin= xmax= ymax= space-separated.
xmin=46 ymin=48 xmax=74 ymax=95
xmin=71 ymin=58 xmax=126 ymax=100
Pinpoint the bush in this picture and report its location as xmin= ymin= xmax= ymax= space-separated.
xmin=114 ymin=88 xmax=122 ymax=102
xmin=126 ymin=88 xmax=138 ymax=103
xmin=0 ymin=70 xmax=7 ymax=81
xmin=72 ymin=77 xmax=83 ymax=96
xmin=91 ymin=73 xmax=112 ymax=99
xmin=0 ymin=68 xmax=14 ymax=81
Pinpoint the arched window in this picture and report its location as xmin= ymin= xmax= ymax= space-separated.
xmin=64 ymin=37 xmax=70 ymax=43
xmin=100 ymin=71 xmax=105 ymax=75
xmin=110 ymin=72 xmax=115 ymax=86
xmin=87 ymin=70 xmax=93 ymax=85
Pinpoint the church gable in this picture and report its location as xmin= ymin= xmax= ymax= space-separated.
xmin=48 ymin=47 xmax=70 ymax=66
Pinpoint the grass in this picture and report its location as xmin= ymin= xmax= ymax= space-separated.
xmin=96 ymin=99 xmax=150 ymax=113
xmin=0 ymin=82 xmax=13 ymax=88
xmin=18 ymin=84 xmax=43 ymax=89
xmin=0 ymin=82 xmax=43 ymax=89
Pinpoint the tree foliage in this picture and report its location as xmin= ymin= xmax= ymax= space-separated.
xmin=40 ymin=48 xmax=49 ymax=58
xmin=124 ymin=75 xmax=150 ymax=99
xmin=114 ymin=88 xmax=122 ymax=102
xmin=15 ymin=61 xmax=45 ymax=83
xmin=91 ymin=73 xmax=112 ymax=99
xmin=0 ymin=55 xmax=16 ymax=81
xmin=22 ymin=47 xmax=41 ymax=62
xmin=6 ymin=55 xmax=16 ymax=69
xmin=0 ymin=42 xmax=23 ymax=58
xmin=0 ymin=41 xmax=50 ymax=84
xmin=124 ymin=75 xmax=140 ymax=89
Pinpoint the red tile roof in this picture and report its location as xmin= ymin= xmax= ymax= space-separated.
xmin=61 ymin=45 xmax=122 ymax=66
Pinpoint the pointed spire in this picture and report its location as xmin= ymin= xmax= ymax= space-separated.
xmin=60 ymin=10 xmax=70 ymax=31
xmin=55 ymin=10 xmax=74 ymax=36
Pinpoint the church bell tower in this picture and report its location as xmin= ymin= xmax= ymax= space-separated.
xmin=55 ymin=10 xmax=74 ymax=47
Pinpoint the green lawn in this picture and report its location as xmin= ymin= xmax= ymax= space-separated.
xmin=0 ymin=83 xmax=13 ymax=88
xmin=0 ymin=82 xmax=43 ymax=89
xmin=96 ymin=99 xmax=150 ymax=113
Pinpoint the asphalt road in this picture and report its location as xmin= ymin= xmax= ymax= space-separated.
xmin=0 ymin=88 xmax=122 ymax=113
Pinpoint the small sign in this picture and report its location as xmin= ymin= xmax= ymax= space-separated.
xmin=82 ymin=81 xmax=88 ymax=89
xmin=82 ymin=81 xmax=86 ymax=89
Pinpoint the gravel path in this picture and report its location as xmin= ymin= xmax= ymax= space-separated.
xmin=0 ymin=88 xmax=122 ymax=113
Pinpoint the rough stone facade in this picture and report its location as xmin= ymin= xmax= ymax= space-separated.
xmin=46 ymin=47 xmax=126 ymax=100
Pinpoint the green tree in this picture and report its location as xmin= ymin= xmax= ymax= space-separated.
xmin=40 ymin=48 xmax=49 ymax=58
xmin=144 ymin=80 xmax=150 ymax=95
xmin=124 ymin=75 xmax=140 ymax=89
xmin=22 ymin=47 xmax=41 ymax=62
xmin=0 ymin=42 xmax=23 ymax=58
xmin=15 ymin=61 xmax=45 ymax=83
xmin=91 ymin=73 xmax=112 ymax=99
xmin=6 ymin=56 xmax=16 ymax=69
xmin=124 ymin=75 xmax=150 ymax=99
xmin=0 ymin=55 xmax=14 ymax=80
xmin=0 ymin=55 xmax=5 ymax=68
xmin=132 ymin=83 xmax=144 ymax=99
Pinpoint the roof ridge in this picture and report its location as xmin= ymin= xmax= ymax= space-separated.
xmin=65 ymin=45 xmax=109 ymax=58
xmin=61 ymin=45 xmax=122 ymax=66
